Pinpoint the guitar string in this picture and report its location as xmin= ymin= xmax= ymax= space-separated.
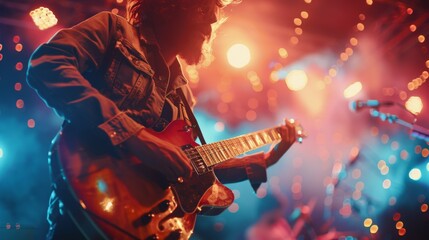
xmin=183 ymin=127 xmax=283 ymax=167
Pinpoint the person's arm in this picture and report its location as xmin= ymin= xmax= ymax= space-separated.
xmin=215 ymin=120 xmax=297 ymax=191
xmin=27 ymin=12 xmax=192 ymax=181
xmin=27 ymin=12 xmax=142 ymax=142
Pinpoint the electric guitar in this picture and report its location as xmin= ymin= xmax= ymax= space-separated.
xmin=50 ymin=119 xmax=304 ymax=240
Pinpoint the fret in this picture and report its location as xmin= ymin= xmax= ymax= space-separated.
xmin=261 ymin=131 xmax=271 ymax=143
xmin=254 ymin=133 xmax=264 ymax=146
xmin=215 ymin=142 xmax=227 ymax=161
xmin=200 ymin=145 xmax=215 ymax=166
xmin=210 ymin=143 xmax=223 ymax=164
xmin=222 ymin=141 xmax=235 ymax=159
xmin=194 ymin=126 xmax=288 ymax=168
xmin=239 ymin=137 xmax=248 ymax=153
xmin=270 ymin=129 xmax=280 ymax=141
xmin=218 ymin=141 xmax=230 ymax=160
xmin=246 ymin=135 xmax=257 ymax=149
xmin=229 ymin=139 xmax=240 ymax=157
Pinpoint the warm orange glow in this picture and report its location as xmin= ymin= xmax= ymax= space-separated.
xmin=400 ymin=150 xmax=409 ymax=160
xmin=364 ymin=218 xmax=373 ymax=227
xmin=14 ymin=83 xmax=22 ymax=91
xmin=366 ymin=0 xmax=373 ymax=5
xmin=343 ymin=81 xmax=362 ymax=98
xmin=285 ymin=70 xmax=308 ymax=91
xmin=398 ymin=228 xmax=406 ymax=236
xmin=357 ymin=23 xmax=365 ymax=31
xmin=328 ymin=68 xmax=337 ymax=77
xmin=410 ymin=24 xmax=417 ymax=32
xmin=418 ymin=35 xmax=426 ymax=43
xmin=409 ymin=168 xmax=422 ymax=181
xmin=29 ymin=7 xmax=58 ymax=30
xmin=186 ymin=65 xmax=199 ymax=83
xmin=345 ymin=47 xmax=354 ymax=56
xmin=421 ymin=203 xmax=428 ymax=212
xmin=396 ymin=221 xmax=404 ymax=229
xmin=15 ymin=44 xmax=23 ymax=52
xmin=340 ymin=52 xmax=349 ymax=61
xmin=227 ymin=44 xmax=251 ymax=68
xmin=290 ymin=36 xmax=299 ymax=45
xmin=15 ymin=62 xmax=23 ymax=71
xmin=423 ymin=148 xmax=429 ymax=158
xmin=278 ymin=48 xmax=288 ymax=58
xmin=393 ymin=212 xmax=401 ymax=221
xmin=301 ymin=11 xmax=309 ymax=19
xmin=350 ymin=37 xmax=359 ymax=46
xmin=405 ymin=96 xmax=423 ymax=114
xmin=111 ymin=8 xmax=119 ymax=14
xmin=246 ymin=110 xmax=257 ymax=121
xmin=382 ymin=179 xmax=391 ymax=189
xmin=100 ymin=197 xmax=115 ymax=213
xmin=27 ymin=119 xmax=36 ymax=128
xmin=370 ymin=224 xmax=379 ymax=234
xmin=380 ymin=166 xmax=389 ymax=175
xmin=294 ymin=18 xmax=302 ymax=26
xmin=214 ymin=122 xmax=225 ymax=132
xmin=295 ymin=27 xmax=303 ymax=35
xmin=16 ymin=99 xmax=24 ymax=109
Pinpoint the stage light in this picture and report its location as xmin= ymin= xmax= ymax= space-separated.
xmin=343 ymin=81 xmax=362 ymax=98
xmin=363 ymin=218 xmax=372 ymax=227
xmin=29 ymin=7 xmax=58 ymax=30
xmin=369 ymin=224 xmax=378 ymax=234
xmin=405 ymin=96 xmax=423 ymax=114
xmin=285 ymin=70 xmax=308 ymax=91
xmin=227 ymin=44 xmax=251 ymax=68
xmin=278 ymin=48 xmax=288 ymax=58
xmin=409 ymin=168 xmax=422 ymax=181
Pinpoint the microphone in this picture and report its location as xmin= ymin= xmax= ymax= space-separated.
xmin=349 ymin=100 xmax=394 ymax=112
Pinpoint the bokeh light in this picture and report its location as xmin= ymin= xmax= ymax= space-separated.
xmin=227 ymin=44 xmax=251 ymax=68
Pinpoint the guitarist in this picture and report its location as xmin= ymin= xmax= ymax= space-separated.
xmin=26 ymin=0 xmax=297 ymax=239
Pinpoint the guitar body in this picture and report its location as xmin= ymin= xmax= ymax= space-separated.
xmin=50 ymin=120 xmax=234 ymax=240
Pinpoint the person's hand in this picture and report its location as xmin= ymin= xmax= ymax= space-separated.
xmin=264 ymin=119 xmax=298 ymax=167
xmin=122 ymin=128 xmax=193 ymax=182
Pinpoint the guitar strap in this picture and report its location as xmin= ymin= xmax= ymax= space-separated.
xmin=176 ymin=87 xmax=207 ymax=145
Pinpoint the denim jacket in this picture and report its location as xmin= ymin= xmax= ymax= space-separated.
xmin=27 ymin=11 xmax=195 ymax=146
xmin=27 ymin=11 xmax=267 ymax=226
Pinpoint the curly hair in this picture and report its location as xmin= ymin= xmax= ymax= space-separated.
xmin=126 ymin=0 xmax=241 ymax=66
xmin=126 ymin=0 xmax=241 ymax=25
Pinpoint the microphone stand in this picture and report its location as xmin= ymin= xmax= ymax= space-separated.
xmin=369 ymin=109 xmax=429 ymax=141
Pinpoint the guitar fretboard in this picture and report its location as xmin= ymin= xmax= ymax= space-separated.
xmin=194 ymin=127 xmax=283 ymax=167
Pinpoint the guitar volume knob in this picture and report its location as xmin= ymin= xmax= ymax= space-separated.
xmin=158 ymin=200 xmax=171 ymax=212
xmin=134 ymin=213 xmax=154 ymax=227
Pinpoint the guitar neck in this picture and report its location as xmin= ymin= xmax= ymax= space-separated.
xmin=194 ymin=126 xmax=283 ymax=168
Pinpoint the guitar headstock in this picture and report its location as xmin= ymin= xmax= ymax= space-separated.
xmin=288 ymin=118 xmax=306 ymax=143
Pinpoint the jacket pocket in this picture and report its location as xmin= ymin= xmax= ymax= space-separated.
xmin=104 ymin=39 xmax=154 ymax=110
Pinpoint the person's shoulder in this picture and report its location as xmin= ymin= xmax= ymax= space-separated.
xmin=89 ymin=11 xmax=119 ymax=22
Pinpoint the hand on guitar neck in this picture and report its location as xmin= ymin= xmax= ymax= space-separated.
xmin=265 ymin=118 xmax=302 ymax=167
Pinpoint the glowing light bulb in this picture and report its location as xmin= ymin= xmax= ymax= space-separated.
xmin=227 ymin=44 xmax=251 ymax=68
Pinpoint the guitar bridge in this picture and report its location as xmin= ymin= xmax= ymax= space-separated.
xmin=181 ymin=145 xmax=210 ymax=175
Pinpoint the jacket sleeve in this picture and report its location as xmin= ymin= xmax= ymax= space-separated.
xmin=26 ymin=12 xmax=143 ymax=145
